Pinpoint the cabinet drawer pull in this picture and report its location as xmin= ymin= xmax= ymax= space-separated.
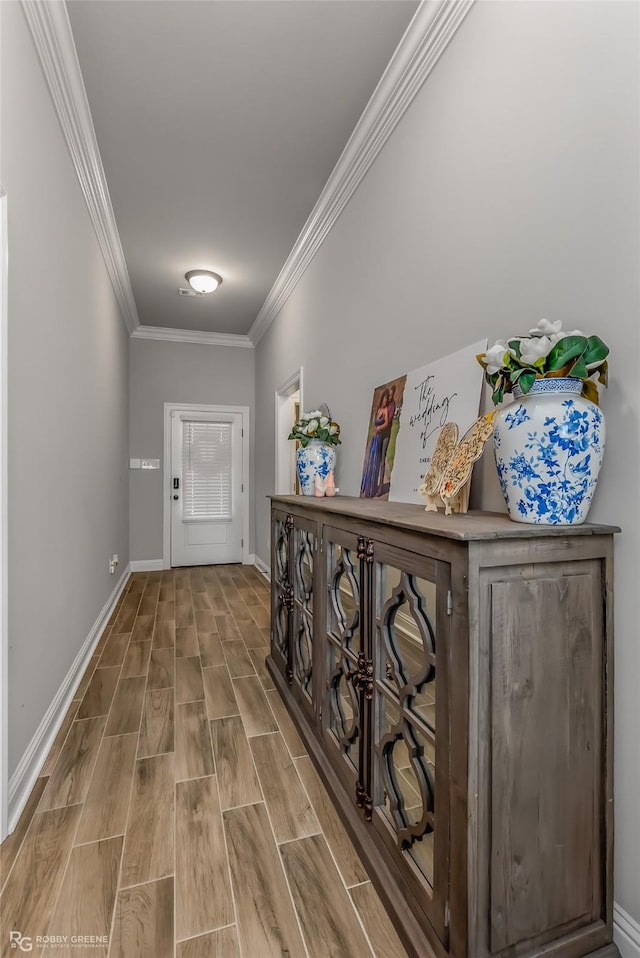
xmin=347 ymin=652 xmax=374 ymax=700
xmin=357 ymin=537 xmax=375 ymax=563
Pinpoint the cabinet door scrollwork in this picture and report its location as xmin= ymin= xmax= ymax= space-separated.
xmin=292 ymin=525 xmax=316 ymax=708
xmin=379 ymin=716 xmax=435 ymax=848
xmin=271 ymin=512 xmax=293 ymax=672
xmin=372 ymin=559 xmax=442 ymax=896
xmin=325 ymin=537 xmax=363 ymax=789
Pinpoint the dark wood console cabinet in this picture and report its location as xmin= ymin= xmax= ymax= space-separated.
xmin=267 ymin=495 xmax=620 ymax=958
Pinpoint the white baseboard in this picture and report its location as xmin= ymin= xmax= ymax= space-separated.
xmin=6 ymin=562 xmax=131 ymax=833
xmin=135 ymin=557 xmax=269 ymax=576
xmin=130 ymin=559 xmax=164 ymax=572
xmin=250 ymin=554 xmax=271 ymax=579
xmin=615 ymin=903 xmax=640 ymax=957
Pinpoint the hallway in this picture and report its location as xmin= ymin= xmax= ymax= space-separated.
xmin=0 ymin=565 xmax=408 ymax=958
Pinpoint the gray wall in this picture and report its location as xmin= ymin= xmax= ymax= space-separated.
xmin=254 ymin=0 xmax=640 ymax=925
xmin=129 ymin=338 xmax=255 ymax=560
xmin=1 ymin=5 xmax=130 ymax=778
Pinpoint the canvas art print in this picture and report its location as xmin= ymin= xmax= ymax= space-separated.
xmin=389 ymin=340 xmax=487 ymax=504
xmin=360 ymin=375 xmax=407 ymax=499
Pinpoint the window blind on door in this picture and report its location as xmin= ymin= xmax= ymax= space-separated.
xmin=182 ymin=421 xmax=232 ymax=520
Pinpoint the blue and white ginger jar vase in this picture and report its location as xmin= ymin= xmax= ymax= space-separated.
xmin=296 ymin=440 xmax=336 ymax=496
xmin=493 ymin=378 xmax=605 ymax=525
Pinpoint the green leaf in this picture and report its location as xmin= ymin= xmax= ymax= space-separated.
xmin=317 ymin=427 xmax=329 ymax=441
xmin=491 ymin=374 xmax=505 ymax=405
xmin=569 ymin=357 xmax=589 ymax=379
xmin=583 ymin=335 xmax=609 ymax=366
xmin=546 ymin=335 xmax=587 ymax=371
xmin=508 ymin=339 xmax=522 ymax=359
xmin=518 ymin=370 xmax=537 ymax=394
xmin=492 ymin=383 xmax=504 ymax=405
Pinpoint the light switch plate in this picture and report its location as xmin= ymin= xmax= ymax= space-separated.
xmin=141 ymin=458 xmax=160 ymax=470
xmin=129 ymin=458 xmax=141 ymax=469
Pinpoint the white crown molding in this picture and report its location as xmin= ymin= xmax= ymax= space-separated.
xmin=131 ymin=325 xmax=254 ymax=349
xmin=21 ymin=1 xmax=140 ymax=335
xmin=248 ymin=0 xmax=474 ymax=346
xmin=614 ymin=902 xmax=640 ymax=958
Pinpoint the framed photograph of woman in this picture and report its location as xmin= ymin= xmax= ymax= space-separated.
xmin=360 ymin=374 xmax=407 ymax=499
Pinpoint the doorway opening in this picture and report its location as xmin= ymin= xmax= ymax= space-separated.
xmin=275 ymin=368 xmax=304 ymax=495
xmin=163 ymin=403 xmax=250 ymax=569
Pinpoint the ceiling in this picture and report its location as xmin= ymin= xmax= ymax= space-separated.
xmin=67 ymin=0 xmax=419 ymax=336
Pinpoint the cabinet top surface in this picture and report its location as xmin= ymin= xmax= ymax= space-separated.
xmin=270 ymin=495 xmax=620 ymax=541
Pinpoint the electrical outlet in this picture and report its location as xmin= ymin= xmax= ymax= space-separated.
xmin=109 ymin=554 xmax=119 ymax=575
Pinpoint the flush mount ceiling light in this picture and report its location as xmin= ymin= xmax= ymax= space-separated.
xmin=184 ymin=269 xmax=223 ymax=294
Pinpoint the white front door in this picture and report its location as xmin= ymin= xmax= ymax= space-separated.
xmin=170 ymin=411 xmax=243 ymax=567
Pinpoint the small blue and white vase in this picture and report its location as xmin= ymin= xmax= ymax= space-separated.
xmin=493 ymin=378 xmax=605 ymax=525
xmin=296 ymin=440 xmax=336 ymax=496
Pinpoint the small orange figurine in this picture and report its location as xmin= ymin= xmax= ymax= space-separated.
xmin=314 ymin=469 xmax=337 ymax=497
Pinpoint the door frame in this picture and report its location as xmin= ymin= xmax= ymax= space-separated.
xmin=163 ymin=403 xmax=250 ymax=569
xmin=275 ymin=367 xmax=304 ymax=495
xmin=0 ymin=189 xmax=8 ymax=841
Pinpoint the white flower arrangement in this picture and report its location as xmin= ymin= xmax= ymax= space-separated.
xmin=288 ymin=408 xmax=341 ymax=448
xmin=477 ymin=319 xmax=609 ymax=405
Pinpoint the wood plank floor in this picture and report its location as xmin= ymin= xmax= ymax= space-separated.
xmin=0 ymin=565 xmax=409 ymax=958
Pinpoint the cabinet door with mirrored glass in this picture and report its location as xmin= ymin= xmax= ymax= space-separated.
xmin=321 ymin=527 xmax=365 ymax=800
xmin=271 ymin=509 xmax=293 ymax=683
xmin=290 ymin=515 xmax=318 ymax=721
xmin=370 ymin=541 xmax=451 ymax=945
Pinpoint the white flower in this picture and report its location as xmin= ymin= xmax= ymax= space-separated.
xmin=305 ymin=410 xmax=322 ymax=419
xmin=483 ymin=340 xmax=516 ymax=375
xmin=519 ymin=335 xmax=554 ymax=365
xmin=319 ymin=416 xmax=329 ymax=427
xmin=545 ymin=329 xmax=584 ymax=348
xmin=529 ymin=318 xmax=563 ymax=337
xmin=328 ymin=424 xmax=338 ymax=435
xmin=530 ymin=319 xmax=586 ymax=345
xmin=307 ymin=419 xmax=319 ymax=433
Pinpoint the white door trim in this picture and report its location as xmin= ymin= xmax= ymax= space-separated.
xmin=0 ymin=188 xmax=8 ymax=841
xmin=275 ymin=367 xmax=304 ymax=496
xmin=163 ymin=403 xmax=250 ymax=569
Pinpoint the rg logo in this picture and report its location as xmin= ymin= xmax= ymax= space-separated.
xmin=9 ymin=932 xmax=33 ymax=952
